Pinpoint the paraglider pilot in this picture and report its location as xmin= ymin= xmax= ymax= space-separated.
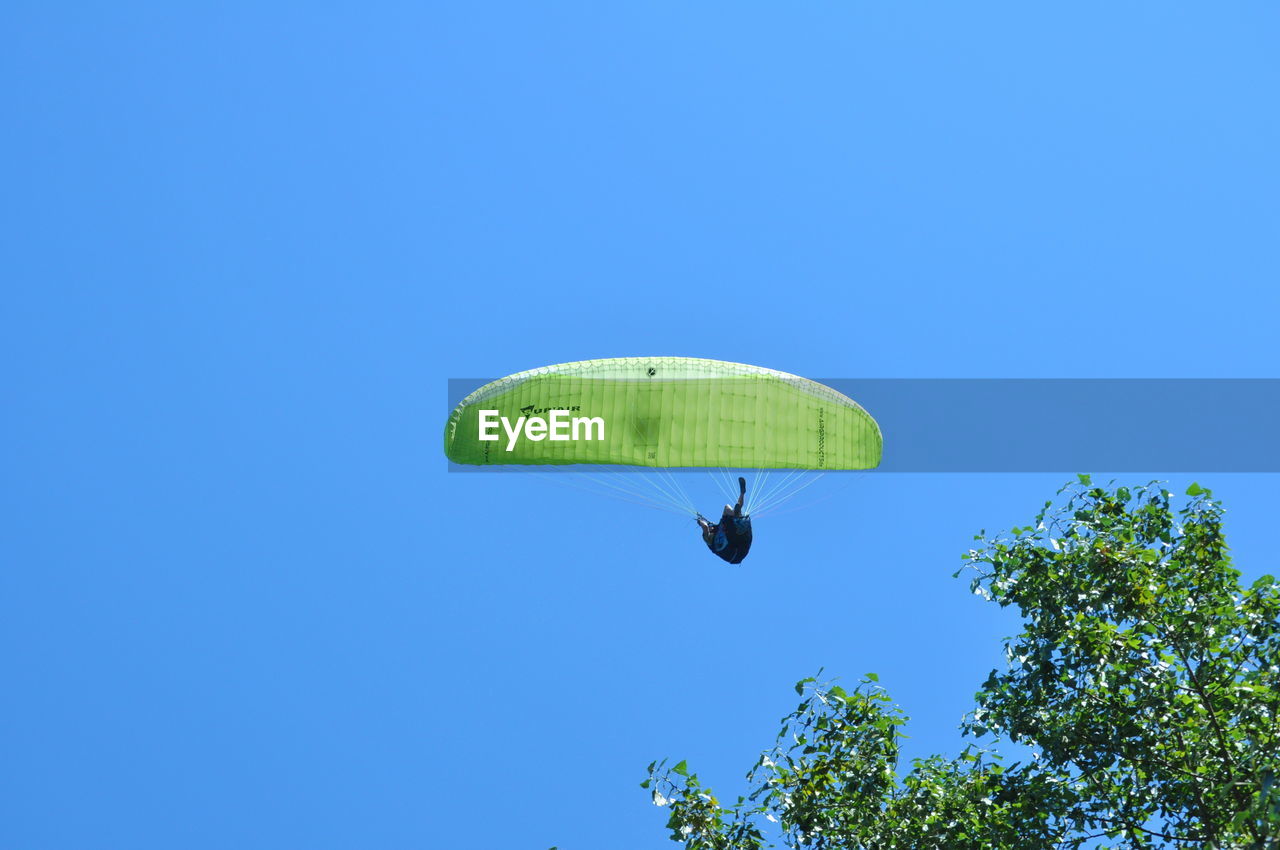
xmin=698 ymin=477 xmax=753 ymax=564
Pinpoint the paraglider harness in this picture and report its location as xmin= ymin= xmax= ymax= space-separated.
xmin=701 ymin=508 xmax=752 ymax=564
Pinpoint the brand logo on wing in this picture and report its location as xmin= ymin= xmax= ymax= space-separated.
xmin=520 ymin=404 xmax=582 ymax=416
xmin=478 ymin=408 xmax=605 ymax=451
xmin=817 ymin=408 xmax=826 ymax=468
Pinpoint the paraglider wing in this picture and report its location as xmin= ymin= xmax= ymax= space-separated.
xmin=444 ymin=357 xmax=881 ymax=470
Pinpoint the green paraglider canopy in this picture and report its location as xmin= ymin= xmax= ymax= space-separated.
xmin=444 ymin=357 xmax=881 ymax=470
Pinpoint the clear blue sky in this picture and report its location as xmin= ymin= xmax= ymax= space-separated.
xmin=4 ymin=4 xmax=1278 ymax=848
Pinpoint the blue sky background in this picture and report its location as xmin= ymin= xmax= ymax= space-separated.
xmin=4 ymin=3 xmax=1279 ymax=848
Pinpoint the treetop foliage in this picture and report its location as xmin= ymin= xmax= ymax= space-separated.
xmin=644 ymin=479 xmax=1280 ymax=849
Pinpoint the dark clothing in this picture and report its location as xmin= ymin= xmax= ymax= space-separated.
xmin=706 ymin=511 xmax=752 ymax=564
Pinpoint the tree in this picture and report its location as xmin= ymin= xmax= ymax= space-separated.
xmin=644 ymin=480 xmax=1280 ymax=849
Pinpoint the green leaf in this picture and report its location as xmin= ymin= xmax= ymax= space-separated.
xmin=673 ymin=760 xmax=689 ymax=777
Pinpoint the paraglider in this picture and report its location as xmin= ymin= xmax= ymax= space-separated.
xmin=444 ymin=357 xmax=881 ymax=560
xmin=697 ymin=476 xmax=753 ymax=563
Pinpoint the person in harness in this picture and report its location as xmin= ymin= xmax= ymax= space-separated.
xmin=697 ymin=476 xmax=753 ymax=564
